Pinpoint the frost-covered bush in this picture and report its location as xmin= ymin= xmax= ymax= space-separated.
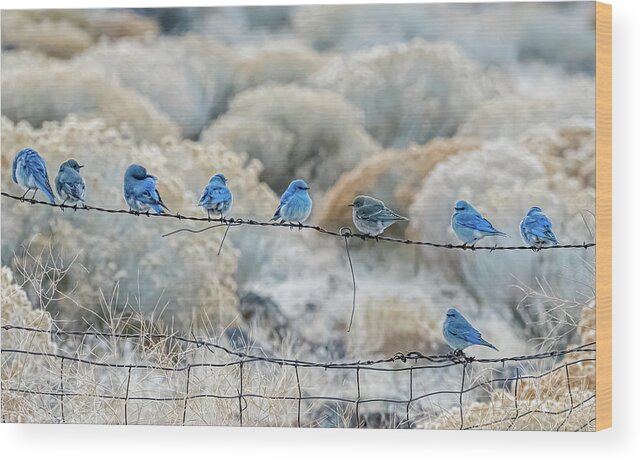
xmin=79 ymin=36 xmax=235 ymax=138
xmin=459 ymin=71 xmax=595 ymax=139
xmin=1 ymin=116 xmax=277 ymax=326
xmin=308 ymin=40 xmax=506 ymax=147
xmin=1 ymin=9 xmax=159 ymax=58
xmin=407 ymin=125 xmax=596 ymax=334
xmin=1 ymin=51 xmax=180 ymax=142
xmin=294 ymin=3 xmax=595 ymax=72
xmin=233 ymin=42 xmax=331 ymax=93
xmin=201 ymin=84 xmax=380 ymax=192
xmin=317 ymin=137 xmax=481 ymax=229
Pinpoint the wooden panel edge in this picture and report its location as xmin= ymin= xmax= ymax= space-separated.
xmin=595 ymin=1 xmax=612 ymax=431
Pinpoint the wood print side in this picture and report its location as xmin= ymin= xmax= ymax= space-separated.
xmin=595 ymin=1 xmax=612 ymax=431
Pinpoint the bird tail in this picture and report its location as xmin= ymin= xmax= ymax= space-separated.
xmin=479 ymin=338 xmax=499 ymax=351
xmin=155 ymin=191 xmax=170 ymax=212
xmin=150 ymin=203 xmax=166 ymax=214
xmin=35 ymin=175 xmax=56 ymax=203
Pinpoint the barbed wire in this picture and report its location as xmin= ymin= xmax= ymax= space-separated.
xmin=1 ymin=324 xmax=596 ymax=429
xmin=1 ymin=191 xmax=596 ymax=252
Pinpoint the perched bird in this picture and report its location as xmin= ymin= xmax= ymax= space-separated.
xmin=198 ymin=173 xmax=233 ymax=220
xmin=451 ymin=200 xmax=506 ymax=245
xmin=271 ymin=179 xmax=312 ymax=224
xmin=11 ymin=147 xmax=56 ymax=203
xmin=520 ymin=206 xmax=559 ymax=248
xmin=55 ymin=159 xmax=86 ymax=207
xmin=349 ymin=195 xmax=407 ymax=236
xmin=123 ymin=164 xmax=169 ymax=214
xmin=442 ymin=308 xmax=498 ymax=355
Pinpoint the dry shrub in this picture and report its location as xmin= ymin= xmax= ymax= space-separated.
xmin=1 ymin=51 xmax=181 ymax=142
xmin=316 ymin=136 xmax=481 ymax=228
xmin=0 ymin=279 xmax=304 ymax=425
xmin=1 ymin=10 xmax=159 ymax=59
xmin=307 ymin=39 xmax=507 ymax=147
xmin=293 ymin=3 xmax=595 ymax=72
xmin=79 ymin=36 xmax=235 ymax=138
xmin=201 ymin=84 xmax=380 ymax=193
xmin=345 ymin=297 xmax=443 ymax=356
xmin=1 ymin=13 xmax=93 ymax=59
xmin=427 ymin=389 xmax=595 ymax=431
xmin=407 ymin=125 xmax=596 ymax=317
xmin=1 ymin=116 xmax=277 ymax=327
xmin=1 ymin=266 xmax=57 ymax=423
xmin=233 ymin=42 xmax=331 ymax=93
xmin=458 ymin=73 xmax=595 ymax=139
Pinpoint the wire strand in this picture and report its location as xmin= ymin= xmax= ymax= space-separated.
xmin=1 ymin=191 xmax=596 ymax=252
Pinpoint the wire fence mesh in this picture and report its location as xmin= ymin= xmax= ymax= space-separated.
xmin=1 ymin=324 xmax=596 ymax=430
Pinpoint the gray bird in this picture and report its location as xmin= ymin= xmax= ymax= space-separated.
xmin=55 ymin=159 xmax=86 ymax=207
xmin=348 ymin=195 xmax=407 ymax=236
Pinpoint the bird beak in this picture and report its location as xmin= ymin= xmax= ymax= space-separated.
xmin=304 ymin=187 xmax=310 ymax=190
xmin=347 ymin=204 xmax=354 ymax=207
xmin=79 ymin=165 xmax=85 ymax=169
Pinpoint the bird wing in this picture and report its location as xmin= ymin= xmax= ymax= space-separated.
xmin=524 ymin=215 xmax=558 ymax=242
xmin=11 ymin=154 xmax=19 ymax=183
xmin=58 ymin=170 xmax=85 ymax=201
xmin=454 ymin=212 xmax=498 ymax=233
xmin=26 ymin=151 xmax=56 ymax=202
xmin=199 ymin=185 xmax=231 ymax=206
xmin=66 ymin=180 xmax=86 ymax=201
xmin=356 ymin=203 xmax=405 ymax=222
xmin=271 ymin=188 xmax=293 ymax=220
xmin=447 ymin=319 xmax=483 ymax=344
xmin=134 ymin=178 xmax=166 ymax=209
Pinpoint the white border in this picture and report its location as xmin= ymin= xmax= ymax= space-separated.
xmin=0 ymin=1 xmax=638 ymax=461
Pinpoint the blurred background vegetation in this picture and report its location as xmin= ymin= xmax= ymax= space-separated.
xmin=1 ymin=3 xmax=596 ymax=362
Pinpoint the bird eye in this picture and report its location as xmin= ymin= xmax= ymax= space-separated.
xmin=143 ymin=191 xmax=151 ymax=197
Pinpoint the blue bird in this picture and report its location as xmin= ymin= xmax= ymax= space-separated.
xmin=451 ymin=200 xmax=507 ymax=245
xmin=198 ymin=173 xmax=233 ymax=220
xmin=443 ymin=308 xmax=498 ymax=355
xmin=123 ymin=164 xmax=169 ymax=214
xmin=271 ymin=179 xmax=312 ymax=224
xmin=11 ymin=148 xmax=56 ymax=203
xmin=349 ymin=195 xmax=407 ymax=236
xmin=55 ymin=159 xmax=86 ymax=207
xmin=520 ymin=207 xmax=559 ymax=249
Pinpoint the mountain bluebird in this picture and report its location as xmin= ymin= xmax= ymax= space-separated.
xmin=11 ymin=147 xmax=56 ymax=203
xmin=349 ymin=195 xmax=408 ymax=236
xmin=451 ymin=200 xmax=507 ymax=245
xmin=271 ymin=179 xmax=312 ymax=224
xmin=520 ymin=206 xmax=559 ymax=248
xmin=198 ymin=173 xmax=233 ymax=220
xmin=123 ymin=164 xmax=169 ymax=214
xmin=443 ymin=308 xmax=498 ymax=355
xmin=55 ymin=159 xmax=86 ymax=207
